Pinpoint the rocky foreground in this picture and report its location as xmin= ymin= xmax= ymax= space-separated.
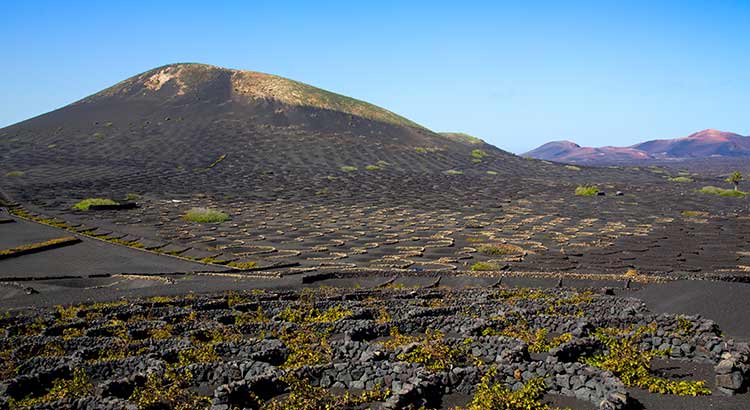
xmin=1 ymin=286 xmax=748 ymax=409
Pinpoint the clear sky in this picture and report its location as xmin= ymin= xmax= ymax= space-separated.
xmin=2 ymin=1 xmax=748 ymax=153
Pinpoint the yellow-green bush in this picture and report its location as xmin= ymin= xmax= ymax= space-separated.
xmin=72 ymin=198 xmax=119 ymax=210
xmin=129 ymin=367 xmax=210 ymax=410
xmin=459 ymin=367 xmax=551 ymax=410
xmin=280 ymin=327 xmax=332 ymax=368
xmin=277 ymin=304 xmax=352 ymax=324
xmin=583 ymin=326 xmax=711 ymax=396
xmin=574 ymin=186 xmax=599 ymax=196
xmin=382 ymin=328 xmax=466 ymax=371
xmin=8 ymin=368 xmax=92 ymax=409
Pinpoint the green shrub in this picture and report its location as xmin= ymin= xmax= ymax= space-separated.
xmin=583 ymin=326 xmax=711 ymax=396
xmin=8 ymin=368 xmax=92 ymax=408
xmin=277 ymin=304 xmax=352 ymax=324
xmin=486 ymin=170 xmax=498 ymax=175
xmin=129 ymin=368 xmax=210 ymax=410
xmin=471 ymin=149 xmax=487 ymax=159
xmin=381 ymin=328 xmax=466 ymax=371
xmin=183 ymin=207 xmax=230 ymax=223
xmin=280 ymin=327 xmax=332 ymax=368
xmin=478 ymin=244 xmax=524 ymax=256
xmin=698 ymin=186 xmax=746 ymax=197
xmin=681 ymin=210 xmax=708 ymax=217
xmin=565 ymin=165 xmax=581 ymax=171
xmin=471 ymin=262 xmax=500 ymax=271
xmin=499 ymin=323 xmax=572 ymax=353
xmin=575 ymin=186 xmax=599 ymax=196
xmin=5 ymin=171 xmax=24 ymax=177
xmin=668 ymin=176 xmax=694 ymax=183
xmin=124 ymin=193 xmax=141 ymax=200
xmin=72 ymin=198 xmax=119 ymax=210
xmin=460 ymin=368 xmax=551 ymax=410
xmin=365 ymin=164 xmax=381 ymax=171
xmin=445 ymin=169 xmax=463 ymax=175
xmin=340 ymin=165 xmax=358 ymax=173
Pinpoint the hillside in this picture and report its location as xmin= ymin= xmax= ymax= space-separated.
xmin=0 ymin=63 xmax=543 ymax=199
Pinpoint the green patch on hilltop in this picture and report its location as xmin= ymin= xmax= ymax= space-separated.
xmin=439 ymin=132 xmax=484 ymax=145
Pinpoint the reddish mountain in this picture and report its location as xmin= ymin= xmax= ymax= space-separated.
xmin=524 ymin=129 xmax=750 ymax=164
xmin=633 ymin=129 xmax=750 ymax=158
xmin=523 ymin=141 xmax=650 ymax=163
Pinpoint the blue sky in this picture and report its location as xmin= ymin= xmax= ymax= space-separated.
xmin=2 ymin=1 xmax=748 ymax=153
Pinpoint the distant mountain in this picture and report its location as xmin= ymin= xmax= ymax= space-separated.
xmin=524 ymin=129 xmax=750 ymax=164
xmin=633 ymin=129 xmax=750 ymax=158
xmin=522 ymin=141 xmax=650 ymax=163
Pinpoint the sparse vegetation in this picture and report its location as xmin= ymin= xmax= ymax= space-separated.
xmin=183 ymin=207 xmax=230 ymax=223
xmin=207 ymin=153 xmax=227 ymax=168
xmin=0 ymin=236 xmax=79 ymax=259
xmin=583 ymin=326 xmax=711 ymax=396
xmin=477 ymin=243 xmax=524 ymax=256
xmin=565 ymin=165 xmax=581 ymax=171
xmin=277 ymin=304 xmax=352 ymax=324
xmin=471 ymin=149 xmax=487 ymax=159
xmin=72 ymin=198 xmax=119 ymax=210
xmin=340 ymin=165 xmax=358 ymax=173
xmin=668 ymin=176 xmax=694 ymax=182
xmin=5 ymin=171 xmax=24 ymax=177
xmin=129 ymin=367 xmax=210 ymax=410
xmin=415 ymin=146 xmax=443 ymax=153
xmin=8 ymin=368 xmax=92 ymax=409
xmin=458 ymin=367 xmax=553 ymax=410
xmin=471 ymin=261 xmax=501 ymax=271
xmin=681 ymin=210 xmax=708 ymax=218
xmin=381 ymin=328 xmax=467 ymax=371
xmin=263 ymin=375 xmax=390 ymax=409
xmin=365 ymin=164 xmax=381 ymax=171
xmin=575 ymin=186 xmax=599 ymax=196
xmin=227 ymin=260 xmax=257 ymax=269
xmin=698 ymin=186 xmax=746 ymax=197
xmin=280 ymin=327 xmax=333 ymax=368
xmin=445 ymin=169 xmax=463 ymax=175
